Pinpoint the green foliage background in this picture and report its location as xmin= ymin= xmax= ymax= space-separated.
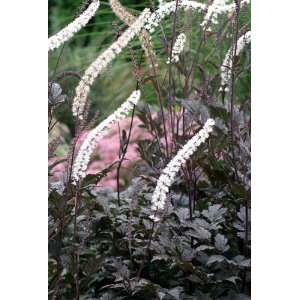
xmin=49 ymin=0 xmax=250 ymax=133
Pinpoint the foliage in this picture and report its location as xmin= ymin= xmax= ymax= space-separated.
xmin=49 ymin=170 xmax=250 ymax=299
xmin=48 ymin=94 xmax=251 ymax=298
xmin=49 ymin=0 xmax=251 ymax=299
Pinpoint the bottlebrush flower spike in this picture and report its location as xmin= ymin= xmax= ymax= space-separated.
xmin=143 ymin=1 xmax=206 ymax=34
xmin=72 ymin=8 xmax=151 ymax=120
xmin=151 ymin=119 xmax=215 ymax=216
xmin=201 ymin=0 xmax=230 ymax=28
xmin=166 ymin=33 xmax=186 ymax=64
xmin=201 ymin=0 xmax=250 ymax=30
xmin=72 ymin=90 xmax=141 ymax=183
xmin=48 ymin=0 xmax=100 ymax=52
xmin=158 ymin=0 xmax=165 ymax=7
xmin=143 ymin=1 xmax=250 ymax=34
xmin=220 ymin=31 xmax=251 ymax=93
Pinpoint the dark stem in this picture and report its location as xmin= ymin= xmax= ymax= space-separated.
xmin=137 ymin=220 xmax=156 ymax=279
xmin=167 ymin=0 xmax=180 ymax=154
xmin=73 ymin=186 xmax=81 ymax=300
xmin=147 ymin=43 xmax=170 ymax=158
xmin=52 ymin=71 xmax=82 ymax=82
xmin=229 ymin=0 xmax=241 ymax=181
xmin=116 ymin=105 xmax=136 ymax=206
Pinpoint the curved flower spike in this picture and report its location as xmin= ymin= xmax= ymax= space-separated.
xmin=48 ymin=0 xmax=100 ymax=52
xmin=151 ymin=118 xmax=215 ymax=217
xmin=72 ymin=9 xmax=151 ymax=120
xmin=166 ymin=33 xmax=186 ymax=64
xmin=72 ymin=90 xmax=141 ymax=183
xmin=220 ymin=31 xmax=251 ymax=93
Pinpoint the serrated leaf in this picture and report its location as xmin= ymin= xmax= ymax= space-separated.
xmin=234 ymin=206 xmax=251 ymax=241
xmin=225 ymin=276 xmax=240 ymax=285
xmin=187 ymin=274 xmax=202 ymax=284
xmin=48 ymin=82 xmax=66 ymax=105
xmin=167 ymin=287 xmax=184 ymax=300
xmin=196 ymin=245 xmax=215 ymax=252
xmin=151 ymin=255 xmax=170 ymax=263
xmin=175 ymin=208 xmax=190 ymax=223
xmin=202 ymin=204 xmax=227 ymax=227
xmin=234 ymin=255 xmax=251 ymax=268
xmin=188 ymin=221 xmax=212 ymax=240
xmin=206 ymin=255 xmax=226 ymax=265
xmin=214 ymin=233 xmax=229 ymax=253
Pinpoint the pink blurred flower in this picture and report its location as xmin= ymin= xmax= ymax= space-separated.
xmin=49 ymin=116 xmax=151 ymax=190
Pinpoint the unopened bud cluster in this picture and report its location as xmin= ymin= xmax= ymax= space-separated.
xmin=109 ymin=0 xmax=136 ymax=25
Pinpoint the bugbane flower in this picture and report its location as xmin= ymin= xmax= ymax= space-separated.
xmin=166 ymin=33 xmax=186 ymax=64
xmin=143 ymin=1 xmax=206 ymax=34
xmin=158 ymin=0 xmax=166 ymax=7
xmin=201 ymin=0 xmax=250 ymax=30
xmin=143 ymin=1 xmax=250 ymax=34
xmin=151 ymin=119 xmax=215 ymax=215
xmin=48 ymin=0 xmax=100 ymax=52
xmin=219 ymin=31 xmax=251 ymax=93
xmin=201 ymin=0 xmax=229 ymax=28
xmin=72 ymin=90 xmax=141 ymax=183
xmin=72 ymin=9 xmax=151 ymax=120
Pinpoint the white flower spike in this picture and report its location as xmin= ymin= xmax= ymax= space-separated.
xmin=151 ymin=119 xmax=215 ymax=216
xmin=201 ymin=0 xmax=250 ymax=30
xmin=143 ymin=1 xmax=206 ymax=34
xmin=142 ymin=0 xmax=250 ymax=34
xmin=72 ymin=90 xmax=141 ymax=183
xmin=167 ymin=33 xmax=186 ymax=64
xmin=72 ymin=8 xmax=151 ymax=120
xmin=219 ymin=31 xmax=251 ymax=93
xmin=48 ymin=0 xmax=100 ymax=52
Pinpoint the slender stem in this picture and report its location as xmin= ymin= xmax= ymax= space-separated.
xmin=73 ymin=186 xmax=81 ymax=300
xmin=231 ymin=0 xmax=250 ymax=260
xmin=167 ymin=0 xmax=180 ymax=154
xmin=148 ymin=56 xmax=170 ymax=158
xmin=116 ymin=105 xmax=136 ymax=206
xmin=230 ymin=0 xmax=241 ymax=181
xmin=137 ymin=220 xmax=156 ymax=279
xmin=51 ymin=44 xmax=65 ymax=81
xmin=48 ymin=108 xmax=54 ymax=133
